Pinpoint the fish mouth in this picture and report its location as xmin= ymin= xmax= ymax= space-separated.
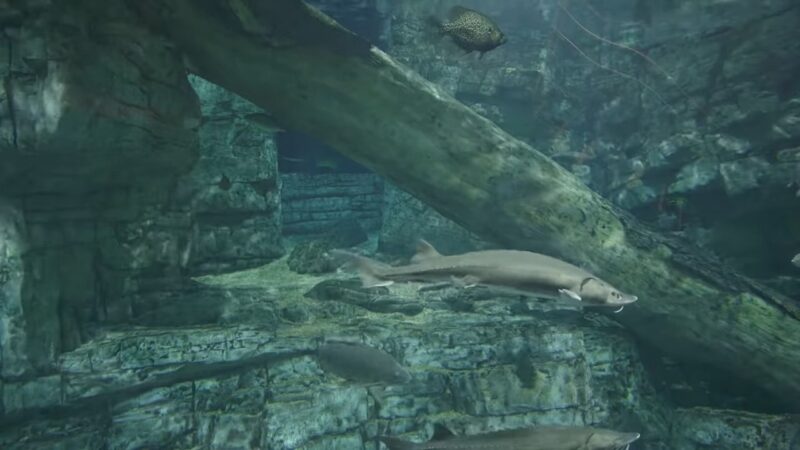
xmin=395 ymin=370 xmax=413 ymax=384
xmin=611 ymin=432 xmax=641 ymax=450
xmin=606 ymin=295 xmax=638 ymax=313
xmin=617 ymin=432 xmax=641 ymax=448
xmin=609 ymin=294 xmax=638 ymax=306
xmin=624 ymin=432 xmax=641 ymax=443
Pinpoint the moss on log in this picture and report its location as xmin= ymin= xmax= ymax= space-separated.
xmin=131 ymin=0 xmax=800 ymax=406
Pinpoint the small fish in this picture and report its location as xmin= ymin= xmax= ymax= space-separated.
xmin=431 ymin=6 xmax=507 ymax=58
xmin=331 ymin=239 xmax=638 ymax=312
xmin=317 ymin=341 xmax=411 ymax=385
xmin=792 ymin=253 xmax=800 ymax=268
xmin=381 ymin=424 xmax=641 ymax=450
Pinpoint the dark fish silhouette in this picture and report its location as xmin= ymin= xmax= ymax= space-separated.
xmin=431 ymin=6 xmax=507 ymax=57
xmin=317 ymin=341 xmax=411 ymax=384
xmin=381 ymin=424 xmax=641 ymax=450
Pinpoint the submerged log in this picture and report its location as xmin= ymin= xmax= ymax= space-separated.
xmin=131 ymin=0 xmax=800 ymax=405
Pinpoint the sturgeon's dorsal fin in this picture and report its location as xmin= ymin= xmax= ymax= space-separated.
xmin=411 ymin=239 xmax=442 ymax=263
xmin=432 ymin=424 xmax=456 ymax=440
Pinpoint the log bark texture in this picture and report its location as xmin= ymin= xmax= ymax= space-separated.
xmin=131 ymin=0 xmax=800 ymax=406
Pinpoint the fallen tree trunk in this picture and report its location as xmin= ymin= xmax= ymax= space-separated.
xmin=132 ymin=0 xmax=800 ymax=406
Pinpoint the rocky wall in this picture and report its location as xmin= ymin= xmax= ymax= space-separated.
xmin=2 ymin=260 xmax=797 ymax=449
xmin=173 ymin=76 xmax=284 ymax=275
xmin=379 ymin=183 xmax=488 ymax=256
xmin=281 ymin=173 xmax=383 ymax=236
xmin=0 ymin=0 xmax=200 ymax=380
xmin=0 ymin=0 xmax=288 ymax=387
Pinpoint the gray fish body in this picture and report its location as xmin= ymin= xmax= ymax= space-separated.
xmin=317 ymin=342 xmax=411 ymax=385
xmin=382 ymin=250 xmax=585 ymax=291
xmin=793 ymin=253 xmax=800 ymax=267
xmin=382 ymin=426 xmax=641 ymax=450
xmin=437 ymin=6 xmax=506 ymax=54
xmin=334 ymin=242 xmax=637 ymax=307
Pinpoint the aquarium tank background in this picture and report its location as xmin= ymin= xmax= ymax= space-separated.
xmin=0 ymin=0 xmax=799 ymax=449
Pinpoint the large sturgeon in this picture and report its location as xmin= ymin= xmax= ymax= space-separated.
xmin=331 ymin=240 xmax=638 ymax=312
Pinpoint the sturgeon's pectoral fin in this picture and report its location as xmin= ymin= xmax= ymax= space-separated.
xmin=613 ymin=306 xmax=624 ymax=313
xmin=558 ymin=289 xmax=582 ymax=301
xmin=451 ymin=275 xmax=479 ymax=289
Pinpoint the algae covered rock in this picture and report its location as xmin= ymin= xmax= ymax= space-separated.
xmin=305 ymin=278 xmax=424 ymax=316
xmin=287 ymin=240 xmax=337 ymax=274
xmin=670 ymin=408 xmax=800 ymax=450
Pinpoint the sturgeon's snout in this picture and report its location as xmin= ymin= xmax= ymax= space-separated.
xmin=624 ymin=432 xmax=641 ymax=443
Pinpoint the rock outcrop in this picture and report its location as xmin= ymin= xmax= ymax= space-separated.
xmin=281 ymin=173 xmax=384 ymax=236
xmin=0 ymin=0 xmax=283 ymax=402
xmin=0 ymin=0 xmax=200 ymax=379
xmin=174 ymin=76 xmax=284 ymax=275
xmin=2 ymin=258 xmax=798 ymax=449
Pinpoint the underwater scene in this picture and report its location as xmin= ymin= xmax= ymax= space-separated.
xmin=0 ymin=0 xmax=799 ymax=449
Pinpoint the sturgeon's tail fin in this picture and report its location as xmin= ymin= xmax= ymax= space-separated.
xmin=380 ymin=437 xmax=420 ymax=450
xmin=329 ymin=250 xmax=394 ymax=288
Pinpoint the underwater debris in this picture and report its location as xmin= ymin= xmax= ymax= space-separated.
xmin=331 ymin=239 xmax=637 ymax=312
xmin=430 ymin=6 xmax=507 ymax=58
xmin=558 ymin=2 xmax=690 ymax=100
xmin=548 ymin=3 xmax=680 ymax=114
xmin=381 ymin=424 xmax=641 ymax=450
xmin=553 ymin=27 xmax=674 ymax=114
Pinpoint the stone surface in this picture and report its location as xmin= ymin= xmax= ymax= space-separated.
xmin=379 ymin=183 xmax=489 ymax=256
xmin=671 ymin=408 xmax=800 ymax=450
xmin=0 ymin=0 xmax=200 ymax=379
xmin=305 ymin=278 xmax=424 ymax=315
xmin=281 ymin=173 xmax=384 ymax=235
xmin=0 ymin=257 xmax=657 ymax=448
xmin=1 ymin=257 xmax=796 ymax=449
xmin=287 ymin=240 xmax=337 ymax=275
xmin=0 ymin=200 xmax=30 ymax=381
xmin=174 ymin=76 xmax=284 ymax=275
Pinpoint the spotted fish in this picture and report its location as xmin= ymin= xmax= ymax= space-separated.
xmin=432 ymin=6 xmax=507 ymax=57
